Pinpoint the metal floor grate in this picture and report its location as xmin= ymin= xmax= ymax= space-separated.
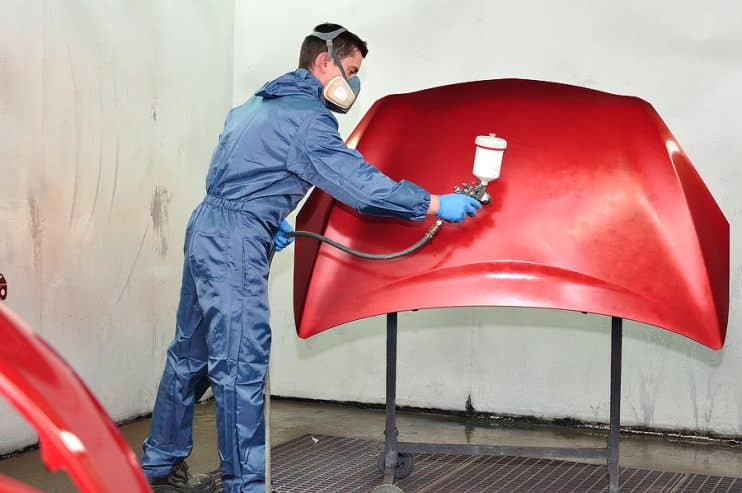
xmin=211 ymin=435 xmax=742 ymax=492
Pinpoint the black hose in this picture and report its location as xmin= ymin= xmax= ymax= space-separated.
xmin=285 ymin=219 xmax=445 ymax=260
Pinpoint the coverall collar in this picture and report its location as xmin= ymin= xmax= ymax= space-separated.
xmin=255 ymin=69 xmax=324 ymax=102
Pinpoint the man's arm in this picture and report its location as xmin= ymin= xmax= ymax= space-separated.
xmin=288 ymin=112 xmax=433 ymax=221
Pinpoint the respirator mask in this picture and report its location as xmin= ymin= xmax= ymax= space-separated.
xmin=310 ymin=28 xmax=361 ymax=113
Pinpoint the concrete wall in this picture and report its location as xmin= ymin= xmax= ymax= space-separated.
xmin=0 ymin=1 xmax=234 ymax=453
xmin=234 ymin=1 xmax=742 ymax=436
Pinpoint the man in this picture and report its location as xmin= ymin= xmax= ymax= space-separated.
xmin=141 ymin=23 xmax=481 ymax=493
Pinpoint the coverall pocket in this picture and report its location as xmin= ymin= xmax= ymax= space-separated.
xmin=243 ymin=237 xmax=268 ymax=297
xmin=189 ymin=232 xmax=228 ymax=280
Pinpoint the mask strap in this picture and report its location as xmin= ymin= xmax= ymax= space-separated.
xmin=333 ymin=53 xmax=351 ymax=81
xmin=310 ymin=28 xmax=347 ymax=63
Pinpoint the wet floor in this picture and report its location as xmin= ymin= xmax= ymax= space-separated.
xmin=0 ymin=399 xmax=740 ymax=492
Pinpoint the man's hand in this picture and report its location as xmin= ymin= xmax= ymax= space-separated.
xmin=274 ymin=220 xmax=295 ymax=252
xmin=434 ymin=193 xmax=482 ymax=223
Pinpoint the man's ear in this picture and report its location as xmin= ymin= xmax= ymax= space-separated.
xmin=314 ymin=52 xmax=329 ymax=73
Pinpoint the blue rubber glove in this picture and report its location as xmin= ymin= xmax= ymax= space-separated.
xmin=274 ymin=220 xmax=295 ymax=252
xmin=436 ymin=194 xmax=482 ymax=223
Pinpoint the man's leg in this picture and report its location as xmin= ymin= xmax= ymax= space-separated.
xmin=232 ymin=292 xmax=271 ymax=492
xmin=205 ymin=237 xmax=272 ymax=493
xmin=141 ymin=255 xmax=210 ymax=477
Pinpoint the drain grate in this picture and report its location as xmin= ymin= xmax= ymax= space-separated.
xmin=211 ymin=435 xmax=742 ymax=492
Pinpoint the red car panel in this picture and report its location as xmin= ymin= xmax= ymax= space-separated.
xmin=0 ymin=304 xmax=151 ymax=492
xmin=293 ymin=79 xmax=729 ymax=349
xmin=0 ymin=476 xmax=41 ymax=493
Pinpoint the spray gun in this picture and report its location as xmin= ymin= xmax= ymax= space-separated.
xmin=285 ymin=133 xmax=506 ymax=259
xmin=454 ymin=133 xmax=507 ymax=206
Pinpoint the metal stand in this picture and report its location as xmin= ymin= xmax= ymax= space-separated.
xmin=608 ymin=317 xmax=623 ymax=493
xmin=370 ymin=313 xmax=406 ymax=493
xmin=382 ymin=312 xmax=399 ymax=483
xmin=264 ymin=370 xmax=271 ymax=493
xmin=374 ymin=313 xmax=623 ymax=492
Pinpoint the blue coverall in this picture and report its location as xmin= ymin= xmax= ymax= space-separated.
xmin=140 ymin=69 xmax=431 ymax=492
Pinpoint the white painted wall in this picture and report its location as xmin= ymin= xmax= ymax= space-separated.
xmin=234 ymin=1 xmax=742 ymax=436
xmin=0 ymin=1 xmax=234 ymax=453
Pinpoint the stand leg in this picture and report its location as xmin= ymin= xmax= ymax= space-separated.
xmin=382 ymin=313 xmax=399 ymax=484
xmin=607 ymin=317 xmax=622 ymax=493
xmin=265 ymin=370 xmax=273 ymax=493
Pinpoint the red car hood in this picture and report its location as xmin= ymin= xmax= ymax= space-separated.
xmin=293 ymin=79 xmax=729 ymax=349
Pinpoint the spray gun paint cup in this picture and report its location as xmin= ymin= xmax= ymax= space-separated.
xmin=473 ymin=134 xmax=507 ymax=185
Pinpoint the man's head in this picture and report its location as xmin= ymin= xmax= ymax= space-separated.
xmin=299 ymin=23 xmax=368 ymax=87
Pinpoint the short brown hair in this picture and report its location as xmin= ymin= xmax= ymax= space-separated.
xmin=298 ymin=23 xmax=368 ymax=70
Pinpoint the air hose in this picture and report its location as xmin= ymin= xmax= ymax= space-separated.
xmin=284 ymin=182 xmax=491 ymax=260
xmin=285 ymin=219 xmax=445 ymax=260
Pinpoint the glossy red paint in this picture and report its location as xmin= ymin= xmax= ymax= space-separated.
xmin=0 ymin=475 xmax=41 ymax=493
xmin=0 ymin=304 xmax=151 ymax=493
xmin=294 ymin=79 xmax=729 ymax=348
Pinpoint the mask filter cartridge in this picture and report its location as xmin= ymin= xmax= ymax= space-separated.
xmin=323 ymin=74 xmax=360 ymax=112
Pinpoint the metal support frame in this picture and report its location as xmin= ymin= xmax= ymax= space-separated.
xmin=378 ymin=313 xmax=623 ymax=491
xmin=265 ymin=370 xmax=272 ymax=493
xmin=381 ymin=312 xmax=400 ymax=485
xmin=608 ymin=316 xmax=623 ymax=493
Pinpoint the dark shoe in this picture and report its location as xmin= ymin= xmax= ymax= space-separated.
xmin=149 ymin=460 xmax=217 ymax=493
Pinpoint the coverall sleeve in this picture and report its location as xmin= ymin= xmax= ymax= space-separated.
xmin=287 ymin=112 xmax=431 ymax=221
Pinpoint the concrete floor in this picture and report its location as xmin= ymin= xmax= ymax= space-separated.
xmin=1 ymin=399 xmax=741 ymax=492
